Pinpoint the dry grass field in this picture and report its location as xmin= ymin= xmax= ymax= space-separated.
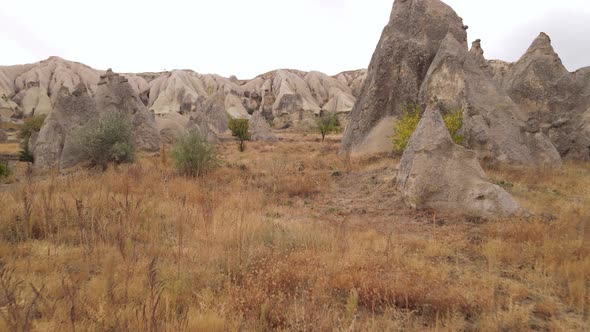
xmin=0 ymin=135 xmax=588 ymax=331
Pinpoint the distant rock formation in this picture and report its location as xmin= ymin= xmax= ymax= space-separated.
xmin=419 ymin=34 xmax=561 ymax=167
xmin=397 ymin=104 xmax=522 ymax=219
xmin=0 ymin=57 xmax=365 ymax=136
xmin=340 ymin=0 xmax=468 ymax=156
xmin=32 ymin=70 xmax=161 ymax=169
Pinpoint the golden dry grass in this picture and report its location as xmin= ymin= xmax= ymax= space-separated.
xmin=0 ymin=143 xmax=20 ymax=155
xmin=0 ymin=135 xmax=588 ymax=331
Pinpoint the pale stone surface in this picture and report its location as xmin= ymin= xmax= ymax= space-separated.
xmin=249 ymin=111 xmax=278 ymax=142
xmin=397 ymin=104 xmax=522 ymax=219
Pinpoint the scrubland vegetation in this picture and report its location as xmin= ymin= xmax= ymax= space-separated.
xmin=0 ymin=134 xmax=588 ymax=331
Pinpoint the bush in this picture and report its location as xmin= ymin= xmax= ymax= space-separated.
xmin=228 ymin=117 xmax=250 ymax=152
xmin=316 ymin=112 xmax=340 ymax=142
xmin=170 ymin=131 xmax=220 ymax=177
xmin=72 ymin=112 xmax=135 ymax=170
xmin=391 ymin=104 xmax=421 ymax=152
xmin=18 ymin=115 xmax=46 ymax=162
xmin=443 ymin=108 xmax=464 ymax=145
xmin=0 ymin=162 xmax=10 ymax=178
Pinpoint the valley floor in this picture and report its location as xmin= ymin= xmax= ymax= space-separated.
xmin=0 ymin=134 xmax=588 ymax=331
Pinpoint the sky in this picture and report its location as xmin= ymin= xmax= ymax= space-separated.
xmin=1 ymin=0 xmax=589 ymax=79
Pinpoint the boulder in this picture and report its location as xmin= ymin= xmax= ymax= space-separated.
xmin=249 ymin=111 xmax=278 ymax=142
xmin=419 ymin=34 xmax=562 ymax=167
xmin=341 ymin=0 xmax=468 ymax=156
xmin=397 ymin=104 xmax=521 ymax=219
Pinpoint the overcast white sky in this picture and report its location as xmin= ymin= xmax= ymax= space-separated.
xmin=1 ymin=0 xmax=588 ymax=78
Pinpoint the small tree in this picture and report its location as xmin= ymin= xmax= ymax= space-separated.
xmin=391 ymin=104 xmax=421 ymax=153
xmin=18 ymin=115 xmax=46 ymax=162
xmin=170 ymin=131 xmax=220 ymax=177
xmin=228 ymin=117 xmax=250 ymax=152
xmin=72 ymin=112 xmax=135 ymax=170
xmin=316 ymin=112 xmax=340 ymax=142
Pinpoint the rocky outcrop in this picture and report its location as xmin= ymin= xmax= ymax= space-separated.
xmin=248 ymin=111 xmax=278 ymax=142
xmin=95 ymin=70 xmax=160 ymax=152
xmin=32 ymin=69 xmax=161 ymax=169
xmin=33 ymin=84 xmax=97 ymax=169
xmin=155 ymin=111 xmax=217 ymax=144
xmin=397 ymin=104 xmax=521 ymax=219
xmin=496 ymin=33 xmax=590 ymax=160
xmin=502 ymin=33 xmax=580 ymax=115
xmin=341 ymin=0 xmax=468 ymax=156
xmin=419 ymin=34 xmax=562 ymax=167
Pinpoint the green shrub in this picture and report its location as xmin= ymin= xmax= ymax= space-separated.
xmin=170 ymin=131 xmax=220 ymax=177
xmin=228 ymin=117 xmax=250 ymax=152
xmin=316 ymin=112 xmax=340 ymax=142
xmin=0 ymin=162 xmax=10 ymax=178
xmin=391 ymin=104 xmax=465 ymax=153
xmin=391 ymin=104 xmax=421 ymax=152
xmin=72 ymin=112 xmax=135 ymax=170
xmin=18 ymin=115 xmax=46 ymax=162
xmin=443 ymin=108 xmax=464 ymax=145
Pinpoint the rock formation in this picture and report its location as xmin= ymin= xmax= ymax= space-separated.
xmin=33 ymin=84 xmax=97 ymax=169
xmin=32 ymin=69 xmax=161 ymax=169
xmin=248 ymin=111 xmax=279 ymax=142
xmin=0 ymin=57 xmax=365 ymax=136
xmin=340 ymin=0 xmax=468 ymax=155
xmin=419 ymin=34 xmax=562 ymax=167
xmin=491 ymin=33 xmax=590 ymax=160
xmin=94 ymin=70 xmax=160 ymax=152
xmin=397 ymin=104 xmax=521 ymax=219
